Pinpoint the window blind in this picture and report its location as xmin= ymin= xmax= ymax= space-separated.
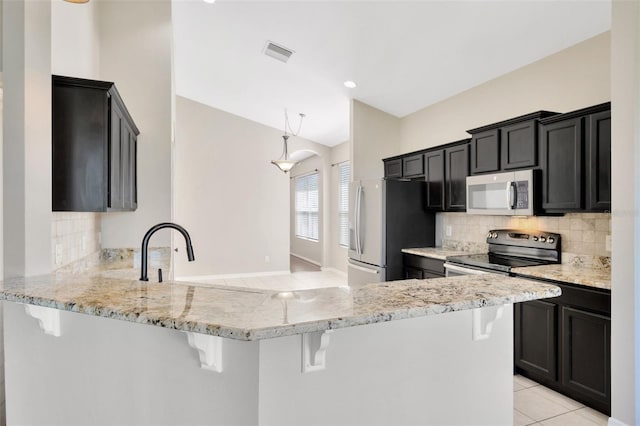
xmin=295 ymin=172 xmax=319 ymax=241
xmin=338 ymin=163 xmax=350 ymax=247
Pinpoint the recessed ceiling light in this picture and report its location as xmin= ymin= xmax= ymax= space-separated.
xmin=344 ymin=81 xmax=357 ymax=89
xmin=203 ymin=0 xmax=216 ymax=3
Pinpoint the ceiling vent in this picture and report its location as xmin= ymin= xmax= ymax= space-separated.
xmin=264 ymin=41 xmax=294 ymax=63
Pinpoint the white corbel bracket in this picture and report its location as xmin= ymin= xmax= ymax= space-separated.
xmin=302 ymin=330 xmax=333 ymax=373
xmin=472 ymin=305 xmax=505 ymax=341
xmin=184 ymin=332 xmax=223 ymax=373
xmin=24 ymin=305 xmax=61 ymax=337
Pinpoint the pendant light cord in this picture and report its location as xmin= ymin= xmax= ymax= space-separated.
xmin=284 ymin=110 xmax=305 ymax=137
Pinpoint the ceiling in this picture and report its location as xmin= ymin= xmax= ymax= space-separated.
xmin=173 ymin=0 xmax=611 ymax=147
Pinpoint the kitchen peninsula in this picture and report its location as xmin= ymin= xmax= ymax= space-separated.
xmin=0 ymin=273 xmax=559 ymax=425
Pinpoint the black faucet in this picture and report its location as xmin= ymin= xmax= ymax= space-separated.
xmin=140 ymin=222 xmax=195 ymax=282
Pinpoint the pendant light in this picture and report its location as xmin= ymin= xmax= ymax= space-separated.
xmin=64 ymin=0 xmax=90 ymax=3
xmin=271 ymin=110 xmax=305 ymax=173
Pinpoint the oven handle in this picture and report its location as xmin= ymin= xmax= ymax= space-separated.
xmin=443 ymin=263 xmax=488 ymax=276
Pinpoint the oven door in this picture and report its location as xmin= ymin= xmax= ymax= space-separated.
xmin=444 ymin=263 xmax=489 ymax=277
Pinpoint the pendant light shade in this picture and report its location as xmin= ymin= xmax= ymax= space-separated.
xmin=271 ymin=135 xmax=296 ymax=173
xmin=271 ymin=111 xmax=305 ymax=173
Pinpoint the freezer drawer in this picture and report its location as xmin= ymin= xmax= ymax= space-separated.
xmin=348 ymin=259 xmax=386 ymax=286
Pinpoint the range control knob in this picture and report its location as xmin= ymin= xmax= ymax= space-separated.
xmin=487 ymin=232 xmax=493 ymax=239
xmin=532 ymin=236 xmax=539 ymax=242
xmin=547 ymin=237 xmax=555 ymax=244
xmin=539 ymin=236 xmax=547 ymax=243
xmin=491 ymin=232 xmax=498 ymax=239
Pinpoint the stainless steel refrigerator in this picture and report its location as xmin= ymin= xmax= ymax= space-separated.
xmin=348 ymin=178 xmax=435 ymax=285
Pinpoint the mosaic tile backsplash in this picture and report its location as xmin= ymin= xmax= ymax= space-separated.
xmin=440 ymin=212 xmax=611 ymax=264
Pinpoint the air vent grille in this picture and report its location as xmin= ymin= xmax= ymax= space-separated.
xmin=264 ymin=41 xmax=294 ymax=63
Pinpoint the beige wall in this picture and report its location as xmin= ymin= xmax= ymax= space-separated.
xmin=350 ymin=100 xmax=401 ymax=181
xmin=174 ymin=96 xmax=328 ymax=278
xmin=610 ymin=1 xmax=640 ymax=424
xmin=400 ymin=32 xmax=611 ymax=154
xmin=98 ymin=0 xmax=173 ymax=249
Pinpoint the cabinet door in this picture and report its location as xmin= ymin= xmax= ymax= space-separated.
xmin=403 ymin=154 xmax=424 ymax=178
xmin=384 ymin=159 xmax=402 ymax=178
xmin=470 ymin=129 xmax=500 ymax=174
xmin=501 ymin=120 xmax=537 ymax=170
xmin=130 ymin=134 xmax=138 ymax=210
xmin=445 ymin=144 xmax=469 ymax=211
xmin=515 ymin=300 xmax=557 ymax=381
xmin=586 ymin=111 xmax=611 ymax=211
xmin=540 ymin=118 xmax=583 ymax=211
xmin=121 ymin=124 xmax=134 ymax=210
xmin=561 ymin=307 xmax=610 ymax=413
xmin=424 ymin=150 xmax=445 ymax=210
xmin=109 ymin=99 xmax=125 ymax=210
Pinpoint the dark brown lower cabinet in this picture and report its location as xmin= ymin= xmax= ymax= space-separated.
xmin=514 ymin=300 xmax=557 ymax=381
xmin=514 ymin=280 xmax=611 ymax=415
xmin=561 ymin=307 xmax=610 ymax=414
xmin=402 ymin=254 xmax=444 ymax=279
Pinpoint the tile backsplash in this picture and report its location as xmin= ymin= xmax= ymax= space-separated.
xmin=51 ymin=212 xmax=102 ymax=270
xmin=440 ymin=212 xmax=611 ymax=261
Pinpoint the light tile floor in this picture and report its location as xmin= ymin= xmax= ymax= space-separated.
xmin=514 ymin=375 xmax=609 ymax=426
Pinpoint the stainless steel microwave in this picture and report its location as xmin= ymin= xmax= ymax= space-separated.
xmin=466 ymin=169 xmax=534 ymax=216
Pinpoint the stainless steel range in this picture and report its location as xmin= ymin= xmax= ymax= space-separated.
xmin=444 ymin=229 xmax=561 ymax=277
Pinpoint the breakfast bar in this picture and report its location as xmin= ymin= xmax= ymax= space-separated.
xmin=1 ymin=274 xmax=560 ymax=425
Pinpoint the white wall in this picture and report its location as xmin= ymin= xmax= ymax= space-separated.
xmin=98 ymin=0 xmax=173 ymax=249
xmin=3 ymin=0 xmax=52 ymax=278
xmin=610 ymin=1 xmax=640 ymax=424
xmin=350 ymin=100 xmax=401 ymax=181
xmin=400 ymin=32 xmax=611 ymax=153
xmin=51 ymin=0 xmax=99 ymax=80
xmin=174 ymin=96 xmax=327 ymax=278
xmin=329 ymin=142 xmax=349 ymax=272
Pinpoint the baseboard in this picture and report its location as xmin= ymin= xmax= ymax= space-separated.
xmin=177 ymin=270 xmax=291 ymax=281
xmin=320 ymin=267 xmax=348 ymax=276
xmin=290 ymin=253 xmax=322 ymax=267
xmin=608 ymin=417 xmax=629 ymax=426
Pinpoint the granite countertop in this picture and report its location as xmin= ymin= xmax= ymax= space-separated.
xmin=401 ymin=247 xmax=469 ymax=260
xmin=512 ymin=264 xmax=611 ymax=291
xmin=0 ymin=273 xmax=560 ymax=341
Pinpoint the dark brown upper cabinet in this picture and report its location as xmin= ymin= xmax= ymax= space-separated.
xmin=402 ymin=153 xmax=425 ymax=178
xmin=384 ymin=158 xmax=403 ymax=178
xmin=539 ymin=103 xmax=611 ymax=213
xmin=383 ymin=139 xmax=469 ymax=212
xmin=424 ymin=150 xmax=445 ymax=210
xmin=467 ymin=111 xmax=558 ymax=175
xmin=586 ymin=110 xmax=611 ymax=211
xmin=53 ymin=75 xmax=139 ymax=212
xmin=469 ymin=129 xmax=500 ymax=174
xmin=445 ymin=143 xmax=469 ymax=211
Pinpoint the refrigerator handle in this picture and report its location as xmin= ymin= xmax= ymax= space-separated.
xmin=355 ymin=185 xmax=362 ymax=255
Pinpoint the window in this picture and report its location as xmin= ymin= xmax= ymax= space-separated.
xmin=295 ymin=172 xmax=319 ymax=241
xmin=338 ymin=163 xmax=350 ymax=247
